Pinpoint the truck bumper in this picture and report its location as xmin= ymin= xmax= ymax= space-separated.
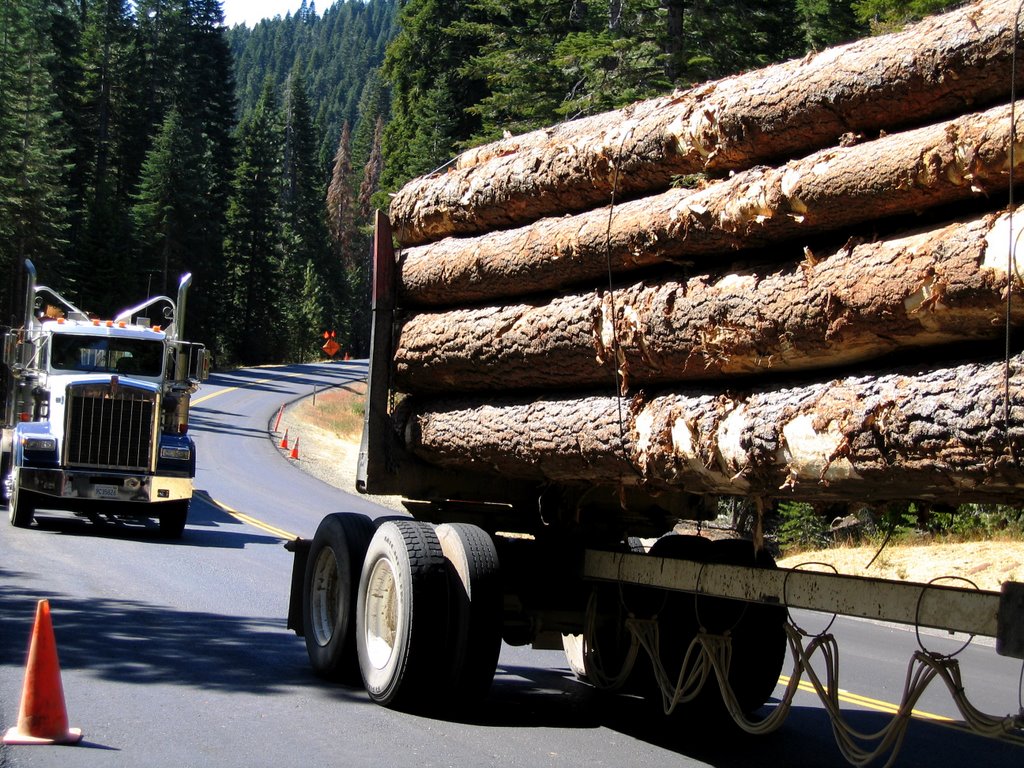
xmin=17 ymin=467 xmax=193 ymax=503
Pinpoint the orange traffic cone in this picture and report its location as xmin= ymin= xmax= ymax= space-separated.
xmin=279 ymin=428 xmax=289 ymax=449
xmin=290 ymin=436 xmax=301 ymax=460
xmin=4 ymin=599 xmax=83 ymax=745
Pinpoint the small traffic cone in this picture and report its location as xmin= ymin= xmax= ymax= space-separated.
xmin=279 ymin=428 xmax=289 ymax=449
xmin=289 ymin=436 xmax=301 ymax=460
xmin=4 ymin=599 xmax=83 ymax=745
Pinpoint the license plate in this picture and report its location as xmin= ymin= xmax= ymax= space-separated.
xmin=94 ymin=484 xmax=119 ymax=499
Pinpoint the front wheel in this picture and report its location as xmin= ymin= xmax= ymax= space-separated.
xmin=1 ymin=449 xmax=11 ymax=504
xmin=8 ymin=483 xmax=36 ymax=528
xmin=158 ymin=500 xmax=190 ymax=539
xmin=356 ymin=520 xmax=448 ymax=709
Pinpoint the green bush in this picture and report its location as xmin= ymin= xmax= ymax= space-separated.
xmin=776 ymin=501 xmax=831 ymax=551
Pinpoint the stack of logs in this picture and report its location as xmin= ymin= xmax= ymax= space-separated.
xmin=386 ymin=0 xmax=1024 ymax=506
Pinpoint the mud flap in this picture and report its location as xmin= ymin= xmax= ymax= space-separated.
xmin=284 ymin=537 xmax=311 ymax=635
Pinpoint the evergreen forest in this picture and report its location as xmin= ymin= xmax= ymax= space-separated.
xmin=1 ymin=0 xmax=958 ymax=366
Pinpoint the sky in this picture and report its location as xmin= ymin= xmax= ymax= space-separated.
xmin=220 ymin=1 xmax=302 ymax=28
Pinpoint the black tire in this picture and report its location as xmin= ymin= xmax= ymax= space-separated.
xmin=303 ymin=512 xmax=376 ymax=683
xmin=0 ymin=449 xmax=11 ymax=504
xmin=647 ymin=535 xmax=786 ymax=720
xmin=645 ymin=534 xmax=712 ymax=714
xmin=158 ymin=500 xmax=190 ymax=539
xmin=565 ymin=535 xmax=653 ymax=690
xmin=703 ymin=539 xmax=787 ymax=716
xmin=8 ymin=483 xmax=36 ymax=528
xmin=437 ymin=522 xmax=502 ymax=703
xmin=356 ymin=519 xmax=448 ymax=709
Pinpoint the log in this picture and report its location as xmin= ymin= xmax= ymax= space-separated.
xmin=399 ymin=102 xmax=1024 ymax=307
xmin=394 ymin=212 xmax=1024 ymax=393
xmin=389 ymin=0 xmax=1024 ymax=246
xmin=404 ymin=353 xmax=1024 ymax=504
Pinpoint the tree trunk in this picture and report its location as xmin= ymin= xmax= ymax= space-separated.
xmin=399 ymin=102 xmax=1024 ymax=307
xmin=394 ymin=211 xmax=1024 ymax=393
xmin=389 ymin=0 xmax=1022 ymax=246
xmin=404 ymin=353 xmax=1024 ymax=504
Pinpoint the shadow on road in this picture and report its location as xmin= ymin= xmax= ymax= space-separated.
xmin=0 ymin=566 xmax=312 ymax=696
xmin=25 ymin=494 xmax=284 ymax=550
xmin=429 ymin=660 xmax=1023 ymax=768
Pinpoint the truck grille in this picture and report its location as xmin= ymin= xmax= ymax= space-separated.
xmin=64 ymin=382 xmax=157 ymax=472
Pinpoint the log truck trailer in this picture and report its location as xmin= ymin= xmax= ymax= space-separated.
xmin=283 ymin=2 xmax=1024 ymax=761
xmin=1 ymin=260 xmax=209 ymax=538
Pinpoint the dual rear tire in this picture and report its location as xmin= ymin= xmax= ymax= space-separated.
xmin=303 ymin=515 xmax=502 ymax=710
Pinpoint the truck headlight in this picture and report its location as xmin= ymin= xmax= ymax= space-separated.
xmin=22 ymin=436 xmax=57 ymax=452
xmin=159 ymin=446 xmax=191 ymax=461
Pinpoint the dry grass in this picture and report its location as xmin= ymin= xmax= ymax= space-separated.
xmin=278 ymin=382 xmax=405 ymax=511
xmin=777 ymin=539 xmax=1024 ymax=592
xmin=290 ymin=382 xmax=366 ymax=439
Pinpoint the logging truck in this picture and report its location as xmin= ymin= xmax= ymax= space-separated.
xmin=287 ymin=0 xmax=1024 ymax=762
xmin=1 ymin=261 xmax=209 ymax=538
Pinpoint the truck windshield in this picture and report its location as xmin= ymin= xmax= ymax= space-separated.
xmin=50 ymin=335 xmax=164 ymax=376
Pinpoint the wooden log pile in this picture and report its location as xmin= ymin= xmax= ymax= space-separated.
xmin=385 ymin=0 xmax=1024 ymax=505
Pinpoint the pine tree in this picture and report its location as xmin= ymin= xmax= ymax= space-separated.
xmin=551 ymin=0 xmax=669 ymax=119
xmin=853 ymin=0 xmax=957 ymax=29
xmin=222 ymin=81 xmax=284 ymax=364
xmin=175 ymin=0 xmax=237 ymax=338
xmin=132 ymin=107 xmax=213 ymax=304
xmin=326 ymin=120 xmax=353 ymax=260
xmin=358 ymin=116 xmax=384 ymax=219
xmin=380 ymin=0 xmax=487 ymax=189
xmin=797 ymin=0 xmax=866 ymax=49
xmin=281 ymin=66 xmax=335 ymax=360
xmin=71 ymin=0 xmax=138 ymax=313
xmin=0 ymin=0 xmax=70 ymax=323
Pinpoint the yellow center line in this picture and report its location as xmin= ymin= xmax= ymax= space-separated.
xmin=194 ymin=491 xmax=298 ymax=541
xmin=779 ymin=674 xmax=953 ymax=723
xmin=191 ymin=369 xmax=308 ymax=405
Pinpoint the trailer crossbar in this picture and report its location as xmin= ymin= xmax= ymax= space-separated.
xmin=584 ymin=550 xmax=1024 ymax=658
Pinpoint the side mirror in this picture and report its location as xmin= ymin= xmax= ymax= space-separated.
xmin=188 ymin=346 xmax=210 ymax=382
xmin=2 ymin=329 xmax=18 ymax=368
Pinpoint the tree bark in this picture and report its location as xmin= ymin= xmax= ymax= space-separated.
xmin=389 ymin=0 xmax=1023 ymax=246
xmin=404 ymin=353 xmax=1024 ymax=504
xmin=399 ymin=102 xmax=1024 ymax=307
xmin=394 ymin=211 xmax=1024 ymax=393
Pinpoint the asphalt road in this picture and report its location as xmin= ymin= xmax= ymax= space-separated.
xmin=1 ymin=361 xmax=1022 ymax=767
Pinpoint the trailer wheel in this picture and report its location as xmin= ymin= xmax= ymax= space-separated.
xmin=564 ymin=535 xmax=653 ymax=689
xmin=646 ymin=535 xmax=786 ymax=719
xmin=303 ymin=512 xmax=376 ymax=683
xmin=158 ymin=500 xmax=189 ymax=539
xmin=8 ymin=484 xmax=36 ymax=528
xmin=356 ymin=520 xmax=448 ymax=709
xmin=645 ymin=534 xmax=712 ymax=713
xmin=704 ymin=539 xmax=787 ymax=716
xmin=562 ymin=632 xmax=588 ymax=680
xmin=437 ymin=523 xmax=502 ymax=704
